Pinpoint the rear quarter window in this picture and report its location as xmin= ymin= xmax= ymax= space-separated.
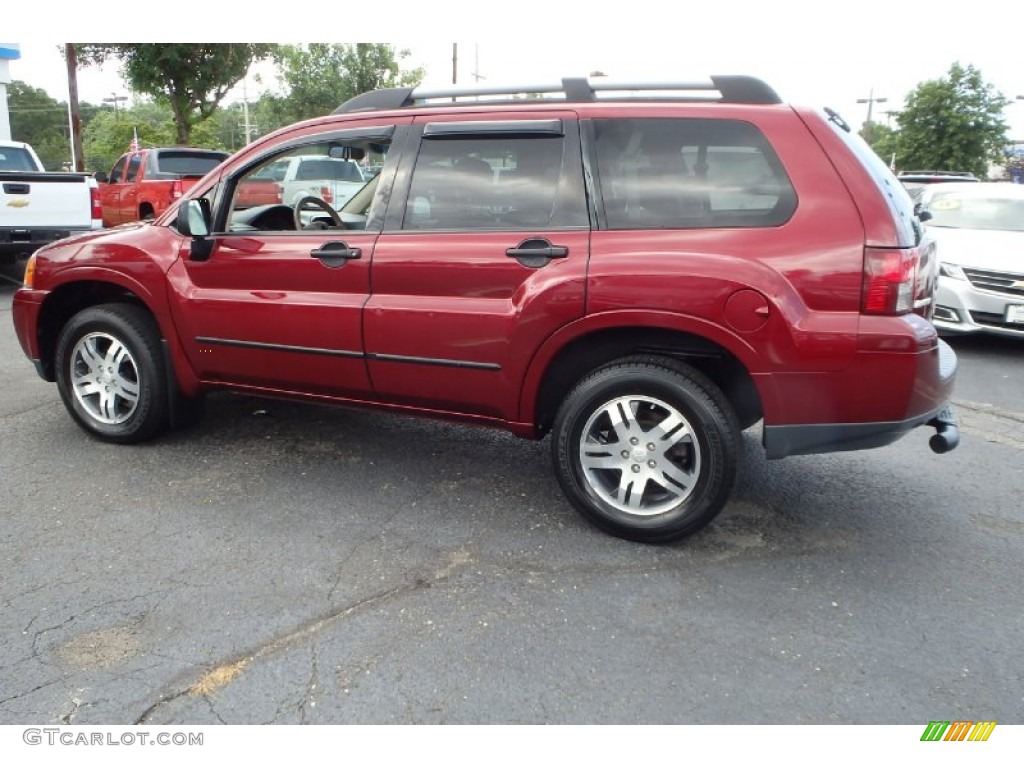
xmin=592 ymin=117 xmax=797 ymax=229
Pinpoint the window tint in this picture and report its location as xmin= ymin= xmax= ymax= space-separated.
xmin=0 ymin=147 xmax=38 ymax=171
xmin=108 ymin=156 xmax=127 ymax=183
xmin=403 ymin=135 xmax=569 ymax=230
xmin=593 ymin=118 xmax=796 ymax=229
xmin=155 ymin=151 xmax=228 ymax=177
xmin=124 ymin=154 xmax=143 ymax=182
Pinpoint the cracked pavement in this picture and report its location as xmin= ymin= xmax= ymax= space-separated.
xmin=1 ymin=282 xmax=1022 ymax=725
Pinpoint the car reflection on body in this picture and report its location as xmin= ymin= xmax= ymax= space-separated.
xmin=922 ymin=181 xmax=1024 ymax=338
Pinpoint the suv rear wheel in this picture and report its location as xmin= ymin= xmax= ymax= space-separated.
xmin=552 ymin=356 xmax=740 ymax=543
xmin=55 ymin=304 xmax=169 ymax=444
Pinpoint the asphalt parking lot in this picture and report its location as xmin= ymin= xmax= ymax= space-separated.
xmin=1 ymin=277 xmax=1022 ymax=725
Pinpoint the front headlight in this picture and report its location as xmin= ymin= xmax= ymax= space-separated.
xmin=939 ymin=262 xmax=967 ymax=280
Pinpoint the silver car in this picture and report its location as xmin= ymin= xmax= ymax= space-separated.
xmin=922 ymin=182 xmax=1024 ymax=339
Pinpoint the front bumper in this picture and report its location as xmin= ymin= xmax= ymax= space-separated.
xmin=933 ymin=271 xmax=1024 ymax=338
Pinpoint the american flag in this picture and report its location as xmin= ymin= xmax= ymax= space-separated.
xmin=130 ymin=127 xmax=141 ymax=154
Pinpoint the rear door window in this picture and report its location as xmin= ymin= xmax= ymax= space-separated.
xmin=402 ymin=125 xmax=585 ymax=231
xmin=591 ymin=117 xmax=796 ymax=229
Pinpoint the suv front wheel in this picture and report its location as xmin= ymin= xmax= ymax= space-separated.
xmin=552 ymin=356 xmax=740 ymax=543
xmin=55 ymin=304 xmax=169 ymax=444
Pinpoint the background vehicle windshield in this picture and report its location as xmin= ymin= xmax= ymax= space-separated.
xmin=927 ymin=191 xmax=1024 ymax=231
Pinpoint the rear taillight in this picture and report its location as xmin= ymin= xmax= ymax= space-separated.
xmin=320 ymin=185 xmax=333 ymax=205
xmin=171 ymin=179 xmax=184 ymax=199
xmin=90 ymin=186 xmax=102 ymax=221
xmin=862 ymin=247 xmax=918 ymax=315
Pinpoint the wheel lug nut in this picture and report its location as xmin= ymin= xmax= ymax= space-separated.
xmin=631 ymin=464 xmax=640 ymax=473
xmin=648 ymin=460 xmax=656 ymax=468
xmin=621 ymin=450 xmax=630 ymax=459
xmin=647 ymin=443 xmax=655 ymax=451
xmin=630 ymin=437 xmax=639 ymax=445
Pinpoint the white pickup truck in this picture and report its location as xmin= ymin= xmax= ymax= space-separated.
xmin=246 ymin=154 xmax=366 ymax=210
xmin=0 ymin=140 xmax=103 ymax=270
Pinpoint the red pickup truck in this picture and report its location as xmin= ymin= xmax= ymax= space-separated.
xmin=96 ymin=148 xmax=228 ymax=227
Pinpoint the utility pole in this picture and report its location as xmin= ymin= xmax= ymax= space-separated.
xmin=452 ymin=43 xmax=458 ymax=85
xmin=472 ymin=44 xmax=484 ymax=83
xmin=242 ymin=77 xmax=252 ymax=144
xmin=64 ymin=44 xmax=85 ymax=172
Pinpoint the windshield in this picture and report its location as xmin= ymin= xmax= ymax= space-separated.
xmin=927 ymin=190 xmax=1024 ymax=231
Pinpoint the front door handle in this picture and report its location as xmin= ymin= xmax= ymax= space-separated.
xmin=311 ymin=241 xmax=361 ymax=267
xmin=505 ymin=238 xmax=569 ymax=267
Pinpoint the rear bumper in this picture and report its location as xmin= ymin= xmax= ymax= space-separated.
xmin=762 ymin=338 xmax=958 ymax=459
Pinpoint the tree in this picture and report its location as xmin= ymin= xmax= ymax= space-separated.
xmin=82 ymin=100 xmax=230 ymax=174
xmin=863 ymin=123 xmax=899 ymax=169
xmin=74 ymin=44 xmax=275 ymax=145
xmin=7 ymin=80 xmax=104 ymax=170
xmin=264 ymin=44 xmax=424 ymax=126
xmin=888 ymin=62 xmax=1009 ymax=178
xmin=7 ymin=80 xmax=71 ymax=169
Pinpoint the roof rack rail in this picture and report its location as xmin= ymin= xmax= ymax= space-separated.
xmin=333 ymin=75 xmax=782 ymax=114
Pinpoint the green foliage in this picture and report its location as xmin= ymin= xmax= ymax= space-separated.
xmin=8 ymin=80 xmax=69 ymax=169
xmin=863 ymin=123 xmax=899 ymax=168
xmin=887 ymin=62 xmax=1009 ymax=178
xmin=81 ymin=101 xmax=230 ymax=174
xmin=74 ymin=44 xmax=275 ymax=145
xmin=7 ymin=80 xmax=105 ymax=170
xmin=264 ymin=44 xmax=424 ymax=127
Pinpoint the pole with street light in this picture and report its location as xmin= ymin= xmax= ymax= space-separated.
xmin=103 ymin=92 xmax=127 ymax=117
xmin=856 ymin=88 xmax=888 ymax=145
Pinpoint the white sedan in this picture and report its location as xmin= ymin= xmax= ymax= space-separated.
xmin=921 ymin=182 xmax=1024 ymax=339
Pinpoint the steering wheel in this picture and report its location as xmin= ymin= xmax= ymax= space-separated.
xmin=293 ymin=195 xmax=345 ymax=230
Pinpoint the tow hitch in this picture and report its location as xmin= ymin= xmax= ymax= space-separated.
xmin=927 ymin=405 xmax=959 ymax=454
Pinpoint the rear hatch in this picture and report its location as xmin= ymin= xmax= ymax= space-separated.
xmin=801 ymin=107 xmax=936 ymax=319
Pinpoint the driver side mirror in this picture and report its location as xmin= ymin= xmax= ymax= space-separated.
xmin=914 ymin=202 xmax=933 ymax=222
xmin=177 ymin=198 xmax=215 ymax=261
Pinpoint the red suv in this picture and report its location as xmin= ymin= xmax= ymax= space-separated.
xmin=11 ymin=76 xmax=959 ymax=543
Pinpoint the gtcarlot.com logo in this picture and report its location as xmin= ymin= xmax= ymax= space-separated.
xmin=920 ymin=721 xmax=997 ymax=742
xmin=23 ymin=728 xmax=203 ymax=746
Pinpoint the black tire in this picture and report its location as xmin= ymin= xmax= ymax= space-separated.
xmin=55 ymin=304 xmax=169 ymax=444
xmin=551 ymin=356 xmax=741 ymax=543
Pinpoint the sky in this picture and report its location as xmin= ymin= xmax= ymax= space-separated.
xmin=7 ymin=1 xmax=1024 ymax=138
